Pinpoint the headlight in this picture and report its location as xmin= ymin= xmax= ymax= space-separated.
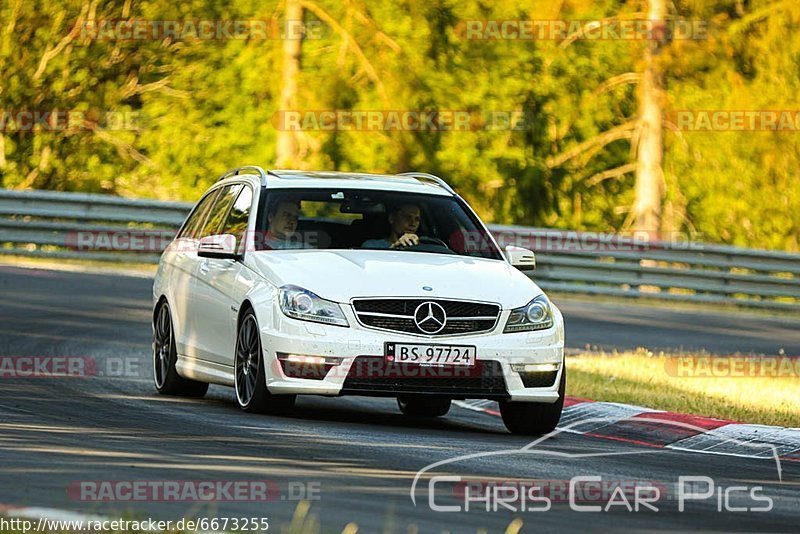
xmin=279 ymin=285 xmax=349 ymax=327
xmin=504 ymin=295 xmax=554 ymax=333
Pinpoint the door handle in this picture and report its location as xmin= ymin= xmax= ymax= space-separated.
xmin=199 ymin=259 xmax=210 ymax=274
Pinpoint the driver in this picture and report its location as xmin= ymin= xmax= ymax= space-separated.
xmin=362 ymin=203 xmax=421 ymax=249
xmin=262 ymin=199 xmax=308 ymax=250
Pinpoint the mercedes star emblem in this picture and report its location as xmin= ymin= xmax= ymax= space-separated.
xmin=413 ymin=301 xmax=447 ymax=334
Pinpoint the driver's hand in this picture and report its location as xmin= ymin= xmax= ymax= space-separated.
xmin=391 ymin=233 xmax=419 ymax=248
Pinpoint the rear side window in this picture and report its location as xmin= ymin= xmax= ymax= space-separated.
xmin=178 ymin=189 xmax=220 ymax=240
xmin=223 ymin=186 xmax=254 ymax=253
xmin=198 ymin=185 xmax=242 ymax=239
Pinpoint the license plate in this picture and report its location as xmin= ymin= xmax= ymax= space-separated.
xmin=385 ymin=342 xmax=477 ymax=366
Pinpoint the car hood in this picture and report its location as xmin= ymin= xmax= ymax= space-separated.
xmin=247 ymin=250 xmax=542 ymax=308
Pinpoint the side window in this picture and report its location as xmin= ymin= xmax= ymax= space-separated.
xmin=223 ymin=186 xmax=253 ymax=252
xmin=198 ymin=185 xmax=242 ymax=239
xmin=178 ymin=189 xmax=220 ymax=240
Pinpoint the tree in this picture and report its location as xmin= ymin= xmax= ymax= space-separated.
xmin=632 ymin=0 xmax=666 ymax=239
xmin=275 ymin=0 xmax=303 ymax=167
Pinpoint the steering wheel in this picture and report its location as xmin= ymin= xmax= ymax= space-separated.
xmin=401 ymin=236 xmax=453 ymax=254
xmin=417 ymin=236 xmax=450 ymax=248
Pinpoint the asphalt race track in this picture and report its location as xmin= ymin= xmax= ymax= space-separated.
xmin=1 ymin=265 xmax=798 ymax=532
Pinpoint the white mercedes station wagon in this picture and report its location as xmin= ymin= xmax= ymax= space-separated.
xmin=152 ymin=167 xmax=565 ymax=434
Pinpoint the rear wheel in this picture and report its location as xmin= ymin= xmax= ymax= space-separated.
xmin=235 ymin=310 xmax=295 ymax=415
xmin=397 ymin=396 xmax=451 ymax=417
xmin=153 ymin=302 xmax=209 ymax=397
xmin=500 ymin=366 xmax=565 ymax=436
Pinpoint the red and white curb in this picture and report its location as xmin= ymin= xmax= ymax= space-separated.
xmin=454 ymin=397 xmax=800 ymax=462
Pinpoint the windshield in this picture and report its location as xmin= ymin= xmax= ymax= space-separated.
xmin=255 ymin=188 xmax=503 ymax=260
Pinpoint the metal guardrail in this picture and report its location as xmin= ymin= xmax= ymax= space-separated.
xmin=1 ymin=188 xmax=798 ymax=310
xmin=0 ymin=189 xmax=189 ymax=265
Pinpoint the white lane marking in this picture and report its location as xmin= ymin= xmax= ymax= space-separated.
xmin=453 ymin=400 xmax=497 ymax=414
xmin=669 ymin=424 xmax=800 ymax=458
xmin=5 ymin=506 xmax=106 ymax=522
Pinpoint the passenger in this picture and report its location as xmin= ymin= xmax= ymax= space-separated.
xmin=362 ymin=203 xmax=421 ymax=249
xmin=263 ymin=200 xmax=307 ymax=250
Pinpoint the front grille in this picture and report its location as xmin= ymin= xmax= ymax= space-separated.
xmin=351 ymin=298 xmax=500 ymax=336
xmin=519 ymin=371 xmax=559 ymax=388
xmin=340 ymin=356 xmax=509 ymax=399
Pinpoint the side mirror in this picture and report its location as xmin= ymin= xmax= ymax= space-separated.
xmin=198 ymin=234 xmax=240 ymax=260
xmin=505 ymin=245 xmax=536 ymax=270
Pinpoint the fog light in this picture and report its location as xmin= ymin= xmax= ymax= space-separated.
xmin=280 ymin=354 xmax=342 ymax=366
xmin=285 ymin=354 xmax=326 ymax=365
xmin=277 ymin=353 xmax=341 ymax=380
xmin=511 ymin=362 xmax=560 ymax=373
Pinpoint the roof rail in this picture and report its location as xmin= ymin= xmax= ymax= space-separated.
xmin=397 ymin=172 xmax=455 ymax=194
xmin=216 ymin=166 xmax=273 ymax=187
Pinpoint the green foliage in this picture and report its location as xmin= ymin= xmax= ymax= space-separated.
xmin=0 ymin=0 xmax=797 ymax=250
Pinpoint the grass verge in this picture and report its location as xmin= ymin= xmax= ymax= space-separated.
xmin=567 ymin=349 xmax=800 ymax=427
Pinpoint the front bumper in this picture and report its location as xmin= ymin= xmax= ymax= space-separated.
xmin=262 ymin=304 xmax=565 ymax=402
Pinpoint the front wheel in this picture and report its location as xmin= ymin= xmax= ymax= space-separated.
xmin=153 ymin=302 xmax=209 ymax=398
xmin=235 ymin=310 xmax=295 ymax=415
xmin=500 ymin=367 xmax=565 ymax=435
xmin=397 ymin=396 xmax=451 ymax=417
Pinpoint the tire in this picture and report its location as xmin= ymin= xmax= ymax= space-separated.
xmin=500 ymin=366 xmax=565 ymax=436
xmin=153 ymin=302 xmax=209 ymax=398
xmin=397 ymin=396 xmax=451 ymax=417
xmin=235 ymin=310 xmax=295 ymax=415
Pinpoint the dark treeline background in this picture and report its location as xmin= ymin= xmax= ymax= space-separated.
xmin=1 ymin=0 xmax=798 ymax=251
